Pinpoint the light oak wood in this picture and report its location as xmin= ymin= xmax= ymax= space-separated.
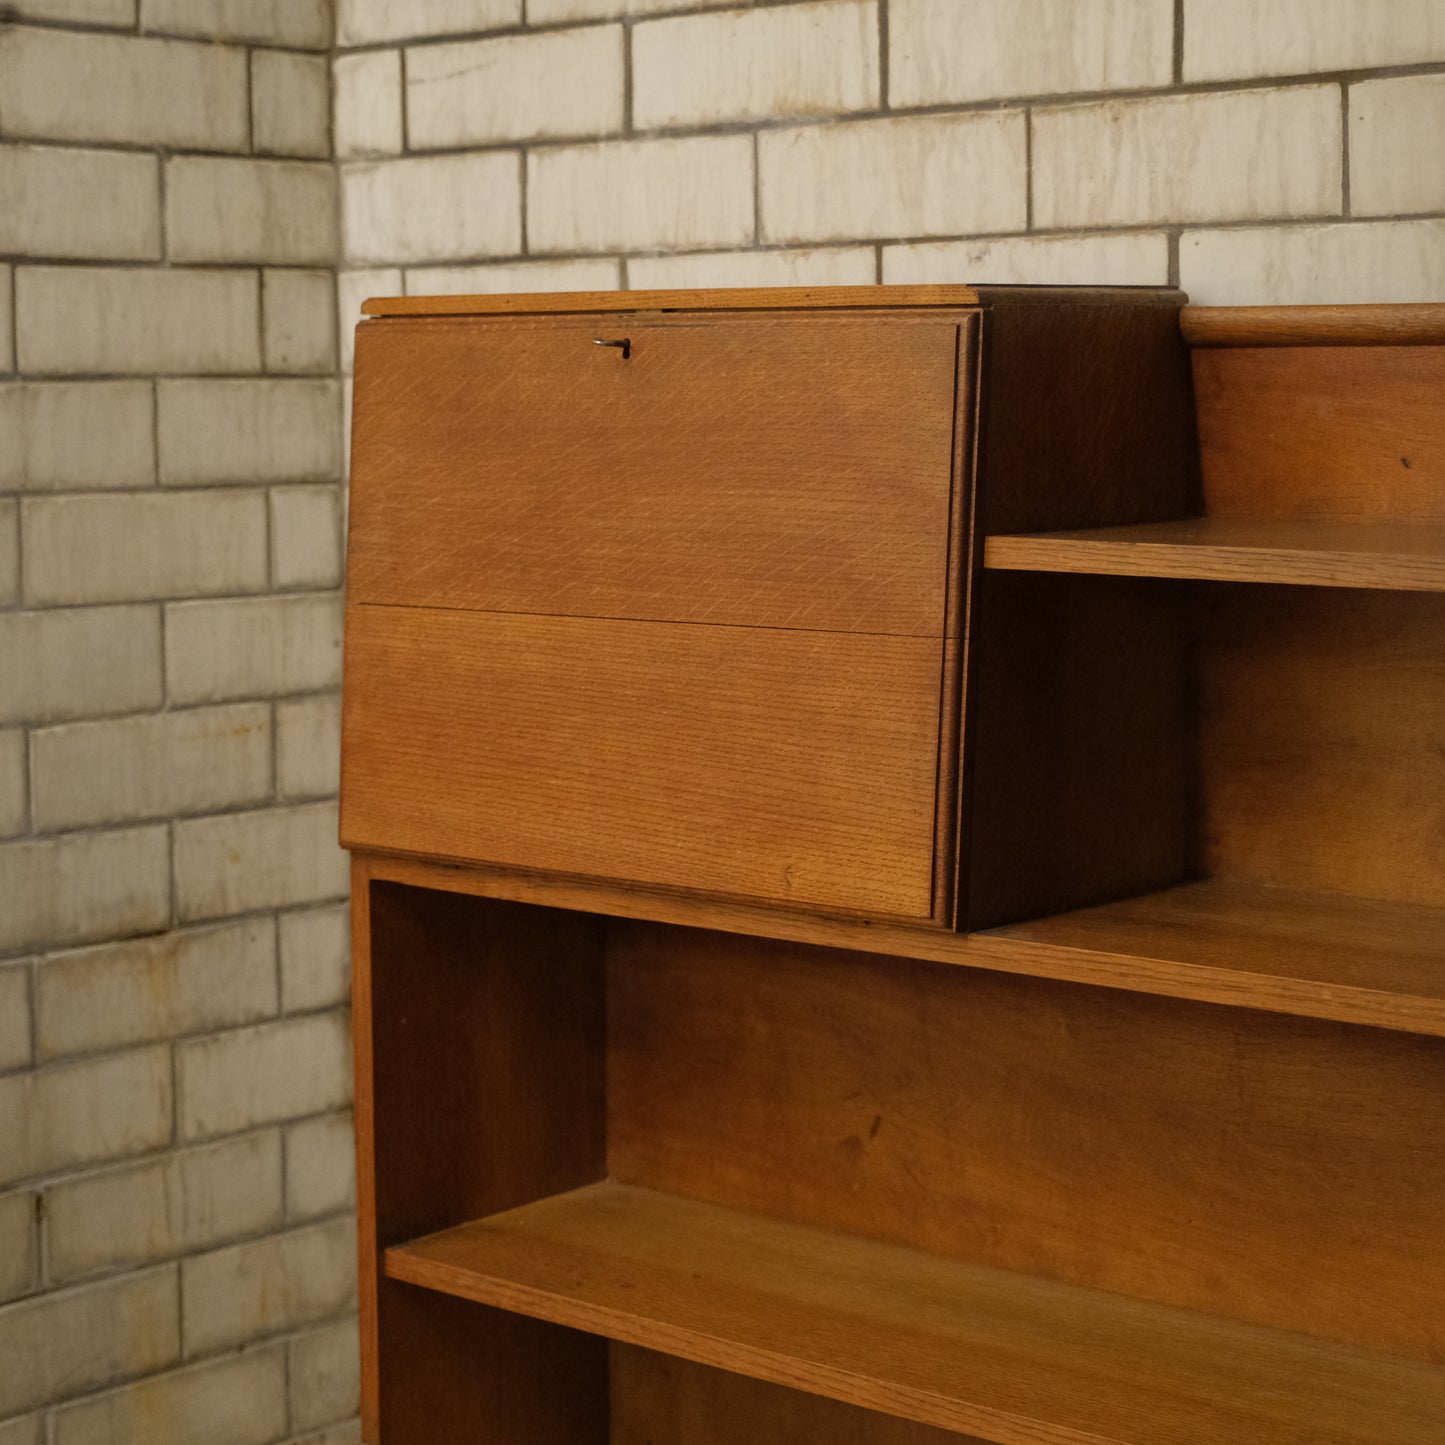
xmin=361 ymin=285 xmax=1188 ymax=319
xmin=360 ymin=284 xmax=984 ymax=316
xmin=348 ymin=312 xmax=968 ymax=634
xmin=352 ymin=866 xmax=607 ymax=1443
xmin=984 ymin=517 xmax=1445 ymax=590
xmin=611 ymin=1347 xmax=984 ymax=1445
xmin=360 ymin=850 xmax=1445 ymax=1039
xmin=1183 ymin=302 xmax=1445 ymax=346
xmin=341 ymin=604 xmax=948 ymax=921
xmin=606 ymin=923 xmax=1445 ymax=1362
xmin=1200 ymin=585 xmax=1445 ymax=907
xmin=387 ymin=1181 xmax=1445 ymax=1445
xmin=1193 ymin=345 xmax=1445 ymax=523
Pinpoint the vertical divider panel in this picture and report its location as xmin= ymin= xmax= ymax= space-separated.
xmin=353 ymin=862 xmax=609 ymax=1444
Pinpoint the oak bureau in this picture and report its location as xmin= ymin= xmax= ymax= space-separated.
xmin=342 ymin=287 xmax=1445 ymax=1445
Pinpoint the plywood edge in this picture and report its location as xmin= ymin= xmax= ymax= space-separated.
xmin=1182 ymin=303 xmax=1445 ymax=347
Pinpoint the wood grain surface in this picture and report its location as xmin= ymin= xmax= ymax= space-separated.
xmin=341 ymin=604 xmax=947 ymax=920
xmin=360 ymin=284 xmax=984 ymax=316
xmin=348 ymin=313 xmax=965 ymax=634
xmin=962 ymin=571 xmax=1190 ymax=930
xmin=1199 ymin=585 xmax=1445 ymax=907
xmin=358 ymin=850 xmax=1445 ymax=1038
xmin=611 ymin=1346 xmax=985 ymax=1445
xmin=1193 ymin=345 xmax=1445 ymax=522
xmin=605 ymin=923 xmax=1445 ymax=1363
xmin=387 ymin=1181 xmax=1445 ymax=1445
xmin=1183 ymin=302 xmax=1445 ymax=346
xmin=354 ymin=874 xmax=608 ymax=1443
xmin=984 ymin=517 xmax=1445 ymax=590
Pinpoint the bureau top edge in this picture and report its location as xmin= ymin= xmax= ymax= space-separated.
xmin=359 ymin=282 xmax=1189 ymax=319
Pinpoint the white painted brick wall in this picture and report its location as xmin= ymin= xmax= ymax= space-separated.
xmin=627 ymin=246 xmax=876 ymax=290
xmin=529 ymin=135 xmax=754 ymax=253
xmin=1034 ymin=86 xmax=1342 ymax=229
xmin=0 ymin=265 xmax=12 ymax=372
xmin=17 ymin=267 xmax=261 ymax=375
xmin=342 ymin=153 xmax=523 ymax=265
xmin=891 ymin=0 xmax=1172 ymax=107
xmin=530 ymin=0 xmax=705 ymax=19
xmin=334 ymin=52 xmax=404 ymax=160
xmin=180 ymin=1215 xmax=357 ymax=1354
xmin=271 ymin=486 xmax=344 ymax=590
xmin=284 ymin=1112 xmax=357 ymax=1221
xmin=401 ymin=257 xmax=618 ymax=299
xmin=1350 ymin=74 xmax=1445 ymax=218
xmin=36 ymin=918 xmax=277 ymax=1059
xmin=884 ymin=232 xmax=1170 ymax=286
xmin=264 ymin=270 xmax=338 ymax=375
xmin=408 ymin=27 xmax=625 ymax=147
xmin=0 ymin=29 xmax=248 ymax=150
xmin=51 ymin=1347 xmax=290 ymax=1445
xmin=0 ymin=732 xmax=26 ymax=841
xmin=9 ymin=1 xmax=135 ymax=23
xmin=0 ymin=1267 xmax=179 ymax=1418
xmin=0 ymin=963 xmax=30 ymax=1070
xmin=289 ymin=1318 xmax=362 ymax=1432
xmin=0 ymin=828 xmax=170 ymax=955
xmin=23 ymin=491 xmax=270 ymax=606
xmin=1185 ymin=0 xmax=1445 ymax=81
xmin=140 ymin=0 xmax=332 ymax=48
xmin=173 ymin=801 xmax=348 ymax=920
xmin=277 ymin=693 xmax=343 ymax=799
xmin=166 ymin=157 xmax=337 ymax=266
xmin=0 ymin=147 xmax=160 ymax=261
xmin=30 ymin=703 xmax=273 ymax=830
xmin=253 ymin=51 xmax=332 ymax=161
xmin=337 ymin=0 xmax=521 ymax=45
xmin=8 ymin=382 xmax=155 ymax=491
xmin=165 ymin=594 xmax=342 ymax=705
xmin=278 ymin=904 xmax=350 ymax=1014
xmin=634 ymin=0 xmax=879 ymax=130
xmin=46 ymin=1131 xmax=284 ymax=1282
xmin=0 ymin=606 xmax=162 ymax=725
xmin=1180 ymin=219 xmax=1445 ymax=305
xmin=177 ymin=1012 xmax=351 ymax=1139
xmin=0 ymin=1188 xmax=39 ymax=1304
xmin=0 ymin=1045 xmax=172 ymax=1186
xmin=760 ymin=112 xmax=1027 ymax=243
xmin=0 ymin=498 xmax=15 ymax=606
xmin=157 ymin=380 xmax=341 ymax=486
xmin=0 ymin=9 xmax=354 ymax=1437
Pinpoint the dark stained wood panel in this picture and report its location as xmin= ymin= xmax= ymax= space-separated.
xmin=1194 ymin=345 xmax=1445 ymax=523
xmin=342 ymin=605 xmax=946 ymax=920
xmin=985 ymin=517 xmax=1445 ymax=590
xmin=348 ymin=313 xmax=966 ymax=635
xmin=387 ymin=1181 xmax=1445 ymax=1445
xmin=606 ymin=925 xmax=1445 ymax=1363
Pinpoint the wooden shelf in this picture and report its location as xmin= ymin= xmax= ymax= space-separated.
xmin=984 ymin=518 xmax=1445 ymax=590
xmin=364 ymin=855 xmax=1445 ymax=1038
xmin=386 ymin=1181 xmax=1445 ymax=1445
xmin=977 ymin=879 xmax=1445 ymax=1038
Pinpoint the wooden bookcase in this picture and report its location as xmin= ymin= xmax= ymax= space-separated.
xmin=341 ymin=288 xmax=1445 ymax=1445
